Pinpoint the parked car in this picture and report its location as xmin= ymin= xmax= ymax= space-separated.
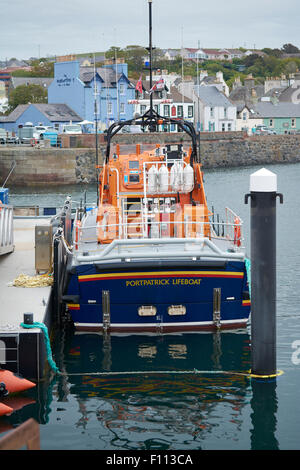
xmin=255 ymin=125 xmax=276 ymax=135
xmin=0 ymin=128 xmax=7 ymax=144
xmin=33 ymin=126 xmax=55 ymax=141
xmin=6 ymin=132 xmax=19 ymax=144
xmin=121 ymin=125 xmax=143 ymax=133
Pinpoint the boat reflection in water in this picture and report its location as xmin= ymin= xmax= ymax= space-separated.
xmin=53 ymin=330 xmax=259 ymax=449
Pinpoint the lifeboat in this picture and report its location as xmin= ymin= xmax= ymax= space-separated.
xmin=61 ymin=0 xmax=251 ymax=333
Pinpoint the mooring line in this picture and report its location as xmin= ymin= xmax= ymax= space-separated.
xmin=59 ymin=369 xmax=284 ymax=379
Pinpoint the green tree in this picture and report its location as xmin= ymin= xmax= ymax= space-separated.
xmin=281 ymin=43 xmax=299 ymax=54
xmin=11 ymin=59 xmax=54 ymax=78
xmin=8 ymin=84 xmax=48 ymax=111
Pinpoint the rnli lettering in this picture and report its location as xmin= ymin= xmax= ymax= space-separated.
xmin=126 ymin=278 xmax=201 ymax=287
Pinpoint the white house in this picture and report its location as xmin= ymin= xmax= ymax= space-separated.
xmin=195 ymin=86 xmax=237 ymax=132
xmin=129 ymin=78 xmax=194 ymax=132
xmin=236 ymin=104 xmax=263 ymax=134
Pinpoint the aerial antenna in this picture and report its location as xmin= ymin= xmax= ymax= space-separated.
xmin=93 ymin=54 xmax=99 ymax=200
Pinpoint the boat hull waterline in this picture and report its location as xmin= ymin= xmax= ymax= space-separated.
xmin=65 ymin=262 xmax=251 ymax=332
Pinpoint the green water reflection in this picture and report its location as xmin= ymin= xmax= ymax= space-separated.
xmin=0 ymin=328 xmax=281 ymax=450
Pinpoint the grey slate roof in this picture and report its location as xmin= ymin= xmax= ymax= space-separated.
xmin=11 ymin=77 xmax=53 ymax=89
xmin=196 ymin=86 xmax=234 ymax=107
xmin=79 ymin=66 xmax=133 ymax=88
xmin=229 ymin=85 xmax=264 ymax=103
xmin=3 ymin=103 xmax=82 ymax=122
xmin=278 ymin=85 xmax=300 ymax=102
xmin=34 ymin=103 xmax=82 ymax=121
xmin=254 ymin=101 xmax=300 ymax=117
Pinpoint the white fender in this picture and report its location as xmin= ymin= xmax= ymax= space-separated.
xmin=158 ymin=164 xmax=169 ymax=193
xmin=148 ymin=165 xmax=158 ymax=193
xmin=183 ymin=164 xmax=194 ymax=192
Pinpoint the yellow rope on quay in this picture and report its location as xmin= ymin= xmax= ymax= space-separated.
xmin=12 ymin=272 xmax=53 ymax=288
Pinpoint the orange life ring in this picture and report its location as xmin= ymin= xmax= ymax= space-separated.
xmin=74 ymin=220 xmax=81 ymax=250
xmin=234 ymin=217 xmax=241 ymax=247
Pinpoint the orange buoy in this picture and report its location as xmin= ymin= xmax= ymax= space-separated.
xmin=0 ymin=369 xmax=36 ymax=394
xmin=2 ymin=396 xmax=35 ymax=414
xmin=0 ymin=402 xmax=13 ymax=417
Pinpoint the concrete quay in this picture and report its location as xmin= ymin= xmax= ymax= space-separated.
xmin=0 ymin=218 xmax=53 ymax=381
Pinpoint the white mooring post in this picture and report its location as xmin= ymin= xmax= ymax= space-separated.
xmin=245 ymin=168 xmax=283 ymax=378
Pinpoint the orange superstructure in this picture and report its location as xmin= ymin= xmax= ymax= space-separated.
xmin=96 ymin=142 xmax=211 ymax=244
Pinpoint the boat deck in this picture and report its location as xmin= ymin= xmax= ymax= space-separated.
xmin=72 ymin=208 xmax=244 ymax=265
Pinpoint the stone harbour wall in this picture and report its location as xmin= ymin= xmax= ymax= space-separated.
xmin=1 ymin=133 xmax=300 ymax=186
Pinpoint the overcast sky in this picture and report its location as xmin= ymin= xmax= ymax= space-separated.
xmin=1 ymin=0 xmax=300 ymax=61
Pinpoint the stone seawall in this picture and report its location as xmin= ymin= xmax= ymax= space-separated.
xmin=1 ymin=133 xmax=300 ymax=186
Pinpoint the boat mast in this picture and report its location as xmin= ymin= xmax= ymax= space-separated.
xmin=94 ymin=54 xmax=99 ymax=200
xmin=148 ymin=0 xmax=153 ymax=120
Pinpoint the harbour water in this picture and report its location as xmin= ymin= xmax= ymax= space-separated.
xmin=1 ymin=161 xmax=300 ymax=451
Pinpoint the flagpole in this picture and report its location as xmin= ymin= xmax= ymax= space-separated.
xmin=148 ymin=0 xmax=153 ymax=119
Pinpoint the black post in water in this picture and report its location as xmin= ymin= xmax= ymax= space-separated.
xmin=245 ymin=168 xmax=283 ymax=377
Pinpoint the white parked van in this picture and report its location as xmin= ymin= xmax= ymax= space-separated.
xmin=61 ymin=124 xmax=82 ymax=134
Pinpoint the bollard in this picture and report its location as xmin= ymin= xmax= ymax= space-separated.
xmin=245 ymin=168 xmax=283 ymax=378
xmin=23 ymin=313 xmax=34 ymax=325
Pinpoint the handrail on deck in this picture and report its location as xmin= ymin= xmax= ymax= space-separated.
xmin=0 ymin=418 xmax=40 ymax=450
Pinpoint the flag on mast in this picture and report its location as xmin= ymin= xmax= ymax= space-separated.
xmin=136 ymin=74 xmax=143 ymax=93
xmin=149 ymin=76 xmax=164 ymax=94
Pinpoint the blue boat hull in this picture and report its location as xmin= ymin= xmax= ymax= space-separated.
xmin=64 ymin=260 xmax=251 ymax=332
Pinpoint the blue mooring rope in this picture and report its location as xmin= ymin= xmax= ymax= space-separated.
xmin=20 ymin=322 xmax=60 ymax=374
xmin=245 ymin=257 xmax=251 ymax=298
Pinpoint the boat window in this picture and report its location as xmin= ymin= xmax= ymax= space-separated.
xmin=168 ymin=305 xmax=186 ymax=316
xmin=129 ymin=174 xmax=140 ymax=183
xmin=138 ymin=306 xmax=157 ymax=316
xmin=129 ymin=161 xmax=139 ymax=169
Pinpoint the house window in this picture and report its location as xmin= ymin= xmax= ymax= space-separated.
xmin=188 ymin=106 xmax=193 ymax=118
xmin=177 ymin=105 xmax=183 ymax=117
xmin=292 ymin=118 xmax=296 ymax=128
xmin=108 ymin=102 xmax=112 ymax=114
xmin=154 ymin=104 xmax=159 ymax=113
xmin=228 ymin=123 xmax=232 ymax=131
xmin=222 ymin=123 xmax=225 ymax=132
xmin=120 ymin=103 xmax=125 ymax=114
xmin=242 ymin=112 xmax=247 ymax=121
xmin=119 ymin=83 xmax=125 ymax=94
xmin=269 ymin=119 xmax=274 ymax=127
xmin=163 ymin=105 xmax=170 ymax=116
xmin=140 ymin=104 xmax=146 ymax=114
xmin=224 ymin=107 xmax=227 ymax=118
xmin=210 ymin=107 xmax=214 ymax=118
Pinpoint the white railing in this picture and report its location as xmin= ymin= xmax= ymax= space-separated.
xmin=0 ymin=203 xmax=14 ymax=255
xmin=72 ymin=215 xmax=244 ymax=264
xmin=75 ymin=236 xmax=245 ymax=263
